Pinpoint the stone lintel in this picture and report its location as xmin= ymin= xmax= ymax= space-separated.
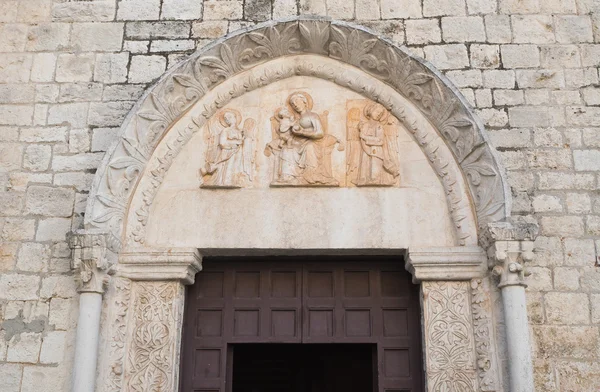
xmin=118 ymin=247 xmax=202 ymax=284
xmin=406 ymin=246 xmax=487 ymax=282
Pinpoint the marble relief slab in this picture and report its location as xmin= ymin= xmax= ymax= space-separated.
xmin=197 ymin=84 xmax=404 ymax=189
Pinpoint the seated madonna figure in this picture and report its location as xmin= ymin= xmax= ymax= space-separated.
xmin=265 ymin=91 xmax=343 ymax=186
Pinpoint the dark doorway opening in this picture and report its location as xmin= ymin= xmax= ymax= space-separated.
xmin=232 ymin=344 xmax=376 ymax=392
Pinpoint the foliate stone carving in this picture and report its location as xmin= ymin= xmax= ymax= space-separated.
xmin=68 ymin=230 xmax=117 ymax=293
xmin=264 ymin=91 xmax=343 ymax=186
xmin=125 ymin=281 xmax=182 ymax=392
xmin=347 ymin=100 xmax=400 ymax=186
xmin=471 ymin=278 xmax=501 ymax=391
xmin=105 ymin=277 xmax=132 ymax=392
xmin=200 ymin=108 xmax=256 ymax=188
xmin=422 ymin=281 xmax=478 ymax=392
xmin=86 ymin=18 xmax=508 ymax=246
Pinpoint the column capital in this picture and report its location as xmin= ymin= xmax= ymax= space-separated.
xmin=68 ymin=230 xmax=117 ymax=294
xmin=117 ymin=247 xmax=202 ymax=284
xmin=484 ymin=221 xmax=538 ymax=288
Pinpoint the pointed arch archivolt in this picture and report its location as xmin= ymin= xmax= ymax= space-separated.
xmin=85 ymin=18 xmax=510 ymax=250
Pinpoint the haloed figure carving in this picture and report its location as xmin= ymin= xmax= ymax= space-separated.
xmin=347 ymin=102 xmax=400 ymax=186
xmin=200 ymin=109 xmax=255 ymax=188
xmin=265 ymin=91 xmax=344 ymax=186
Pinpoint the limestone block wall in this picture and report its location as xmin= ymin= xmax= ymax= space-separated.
xmin=0 ymin=0 xmax=598 ymax=391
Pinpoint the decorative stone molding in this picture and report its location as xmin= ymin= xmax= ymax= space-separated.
xmin=406 ymin=247 xmax=488 ymax=282
xmin=117 ymin=247 xmax=202 ymax=284
xmin=422 ymin=281 xmax=478 ymax=392
xmin=85 ymin=17 xmax=509 ymax=250
xmin=486 ymin=222 xmax=538 ymax=288
xmin=68 ymin=230 xmax=118 ymax=293
xmin=104 ymin=277 xmax=131 ymax=392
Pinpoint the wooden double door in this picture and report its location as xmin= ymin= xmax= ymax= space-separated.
xmin=180 ymin=257 xmax=424 ymax=392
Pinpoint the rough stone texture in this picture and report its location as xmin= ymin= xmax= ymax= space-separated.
xmin=0 ymin=2 xmax=598 ymax=392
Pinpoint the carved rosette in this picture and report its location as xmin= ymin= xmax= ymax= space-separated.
xmin=422 ymin=281 xmax=478 ymax=392
xmin=86 ymin=18 xmax=509 ymax=249
xmin=125 ymin=281 xmax=183 ymax=392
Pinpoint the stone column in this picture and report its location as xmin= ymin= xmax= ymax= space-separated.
xmin=117 ymin=248 xmax=201 ymax=392
xmin=487 ymin=222 xmax=538 ymax=392
xmin=407 ymin=246 xmax=498 ymax=392
xmin=68 ymin=230 xmax=116 ymax=392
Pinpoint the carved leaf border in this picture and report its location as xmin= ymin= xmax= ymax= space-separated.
xmin=87 ymin=18 xmax=508 ymax=251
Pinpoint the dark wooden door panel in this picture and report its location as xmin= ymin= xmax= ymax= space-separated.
xmin=180 ymin=257 xmax=424 ymax=392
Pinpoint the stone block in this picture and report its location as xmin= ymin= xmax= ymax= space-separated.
xmin=587 ymin=215 xmax=600 ymax=236
xmin=540 ymin=45 xmax=581 ymax=68
xmin=484 ymin=15 xmax=511 ymax=43
xmin=533 ymin=128 xmax=563 ymax=147
xmin=552 ymin=90 xmax=581 ymax=105
xmin=58 ymin=83 xmax=103 ymax=103
xmin=574 ymin=150 xmax=600 ymax=171
xmin=553 ymin=267 xmax=580 ymax=291
xmin=493 ymin=90 xmax=524 ymax=106
xmin=477 ymin=108 xmax=508 ymax=127
xmin=192 ymin=21 xmax=228 ymax=39
xmin=565 ymin=68 xmax=599 ymax=89
xmin=20 ymin=126 xmax=67 ymax=143
xmin=538 ymin=173 xmax=595 ymax=190
xmin=566 ymin=193 xmax=591 ymax=214
xmin=91 ymin=127 xmax=118 ymax=151
xmin=40 ymin=275 xmax=77 ymax=299
xmin=0 ymin=364 xmax=22 ymax=392
xmin=31 ymin=53 xmax=57 ymax=83
xmin=0 ymin=23 xmax=27 ymax=52
xmin=498 ymin=150 xmax=527 ymax=170
xmin=128 ymin=55 xmax=167 ymax=83
xmin=466 ymin=0 xmax=495 ymax=13
xmin=474 ymin=88 xmax=492 ymax=107
xmin=35 ymin=218 xmax=71 ymax=241
xmin=25 ymin=186 xmax=74 ymax=217
xmin=447 ymin=70 xmax=482 ymax=88
xmin=512 ymin=15 xmax=555 ymax=44
xmin=299 ymin=0 xmax=326 ymax=15
xmin=581 ymin=45 xmax=600 ymax=67
xmin=441 ymin=16 xmax=485 ymax=42
xmin=0 ymin=143 xmax=23 ymax=173
xmin=0 ymin=105 xmax=34 ymax=126
xmin=508 ymin=107 xmax=549 ymax=127
xmin=126 ymin=21 xmax=190 ymax=39
xmin=501 ymin=45 xmax=539 ymax=68
xmin=380 ymin=0 xmax=420 ymax=18
xmin=470 ymin=44 xmax=499 ymax=68
xmin=150 ymin=39 xmax=195 ymax=52
xmin=49 ymin=297 xmax=74 ymax=330
xmin=16 ymin=0 xmax=51 ymax=23
xmin=21 ymin=366 xmax=67 ymax=392
xmin=516 ymin=70 xmax=565 ymax=89
xmin=581 ymin=266 xmax=600 ymax=291
xmin=55 ymin=54 xmax=95 ymax=83
xmin=0 ymin=54 xmax=32 ymax=83
xmin=592 ymin=294 xmax=600 ymax=323
xmin=526 ymin=149 xmax=572 ymax=170
xmin=582 ymin=87 xmax=600 ymax=106
xmin=0 ymin=274 xmax=39 ymax=300
xmin=482 ymin=70 xmax=515 ymax=88
xmin=545 ymin=292 xmax=589 ymax=324
xmin=244 ymin=0 xmax=271 ymax=21
xmin=499 ymin=0 xmax=539 ymax=13
xmin=424 ymin=44 xmax=469 ymax=70
xmin=117 ymin=0 xmax=160 ymax=20
xmin=355 ymin=0 xmax=380 ymax=20
xmin=123 ymin=40 xmax=149 ymax=53
xmin=25 ymin=24 xmax=70 ymax=52
xmin=16 ymin=243 xmax=49 ymax=273
xmin=71 ymin=22 xmax=123 ymax=52
xmin=102 ymin=84 xmax=145 ymax=101
xmin=272 ymin=0 xmax=296 ymax=18
xmin=405 ymin=19 xmax=441 ymax=45
xmin=533 ymin=326 xmax=599 ymax=359
xmin=555 ymin=361 xmax=600 ymax=391
xmin=88 ymin=101 xmax=134 ymax=127
xmin=35 ymin=84 xmax=60 ymax=103
xmin=526 ymin=267 xmax=553 ymax=291
xmin=326 ymin=0 xmax=354 ymax=19
xmin=423 ymin=0 xmax=465 ymax=16
xmin=52 ymin=152 xmax=103 ymax=172
xmin=204 ymin=1 xmax=243 ymax=20
xmin=68 ymin=129 xmax=90 ymax=153
xmin=54 ymin=172 xmax=94 ymax=192
xmin=23 ymin=145 xmax=51 ymax=172
xmin=161 ymin=0 xmax=203 ymax=20
xmin=532 ymin=195 xmax=563 ymax=213
xmin=567 ymin=106 xmax=600 ymax=127
xmin=39 ymin=331 xmax=66 ymax=364
xmin=564 ymin=238 xmax=596 ymax=266
xmin=555 ymin=16 xmax=594 ymax=44
xmin=94 ymin=53 xmax=129 ymax=83
xmin=52 ymin=0 xmax=116 ymax=22
xmin=48 ymin=103 xmax=89 ymax=128
xmin=7 ymin=332 xmax=41 ymax=363
xmin=540 ymin=216 xmax=584 ymax=237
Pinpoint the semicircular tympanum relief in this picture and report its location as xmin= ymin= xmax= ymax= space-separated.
xmin=85 ymin=18 xmax=510 ymax=251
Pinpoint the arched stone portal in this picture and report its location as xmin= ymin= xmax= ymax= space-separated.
xmin=68 ymin=17 xmax=538 ymax=392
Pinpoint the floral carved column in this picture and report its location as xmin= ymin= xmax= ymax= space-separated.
xmin=117 ymin=248 xmax=201 ymax=392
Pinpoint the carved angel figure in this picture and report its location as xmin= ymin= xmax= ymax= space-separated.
xmin=200 ymin=109 xmax=255 ymax=188
xmin=347 ymin=102 xmax=400 ymax=186
xmin=264 ymin=91 xmax=344 ymax=186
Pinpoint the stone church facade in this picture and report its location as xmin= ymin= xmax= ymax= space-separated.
xmin=0 ymin=1 xmax=599 ymax=392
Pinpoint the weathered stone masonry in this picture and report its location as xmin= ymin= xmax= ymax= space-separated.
xmin=0 ymin=0 xmax=599 ymax=391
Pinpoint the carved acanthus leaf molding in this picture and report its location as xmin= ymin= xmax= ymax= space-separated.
xmin=471 ymin=278 xmax=500 ymax=391
xmin=86 ymin=19 xmax=508 ymax=248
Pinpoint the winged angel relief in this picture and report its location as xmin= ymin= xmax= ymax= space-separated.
xmin=200 ymin=109 xmax=255 ymax=188
xmin=264 ymin=91 xmax=344 ymax=186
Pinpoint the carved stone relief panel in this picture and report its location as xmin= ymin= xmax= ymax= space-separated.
xmin=346 ymin=100 xmax=400 ymax=187
xmin=422 ymin=281 xmax=479 ymax=392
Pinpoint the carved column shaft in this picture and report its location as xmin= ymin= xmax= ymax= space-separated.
xmin=68 ymin=230 xmax=116 ymax=392
xmin=487 ymin=222 xmax=537 ymax=392
xmin=115 ymin=248 xmax=201 ymax=392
